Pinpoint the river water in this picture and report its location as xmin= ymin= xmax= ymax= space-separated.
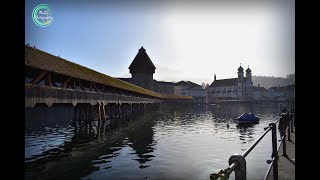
xmin=25 ymin=102 xmax=293 ymax=180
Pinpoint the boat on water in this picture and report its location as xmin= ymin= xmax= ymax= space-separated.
xmin=235 ymin=112 xmax=260 ymax=124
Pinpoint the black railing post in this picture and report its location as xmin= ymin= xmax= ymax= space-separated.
xmin=282 ymin=133 xmax=287 ymax=157
xmin=290 ymin=109 xmax=294 ymax=133
xmin=280 ymin=113 xmax=287 ymax=157
xmin=270 ymin=123 xmax=279 ymax=180
xmin=287 ymin=119 xmax=291 ymax=142
xmin=229 ymin=154 xmax=246 ymax=180
xmin=293 ymin=108 xmax=295 ymax=127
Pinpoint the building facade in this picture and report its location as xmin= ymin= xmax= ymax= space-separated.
xmin=174 ymin=81 xmax=207 ymax=103
xmin=153 ymin=80 xmax=175 ymax=94
xmin=267 ymin=84 xmax=295 ymax=101
xmin=208 ymin=65 xmax=253 ymax=103
xmin=253 ymin=84 xmax=268 ymax=100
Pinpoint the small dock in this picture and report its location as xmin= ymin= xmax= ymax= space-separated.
xmin=267 ymin=127 xmax=295 ymax=180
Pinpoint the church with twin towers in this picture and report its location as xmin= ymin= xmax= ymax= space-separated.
xmin=207 ymin=64 xmax=254 ymax=102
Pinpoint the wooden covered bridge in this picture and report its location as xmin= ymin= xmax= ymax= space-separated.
xmin=25 ymin=45 xmax=193 ymax=135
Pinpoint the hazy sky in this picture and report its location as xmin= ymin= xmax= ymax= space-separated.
xmin=25 ymin=0 xmax=295 ymax=85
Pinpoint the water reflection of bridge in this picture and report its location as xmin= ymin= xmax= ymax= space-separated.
xmin=25 ymin=109 xmax=158 ymax=179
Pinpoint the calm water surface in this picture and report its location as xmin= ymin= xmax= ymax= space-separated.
xmin=25 ymin=102 xmax=293 ymax=180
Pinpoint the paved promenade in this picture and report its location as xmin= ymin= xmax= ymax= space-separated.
xmin=267 ymin=127 xmax=295 ymax=180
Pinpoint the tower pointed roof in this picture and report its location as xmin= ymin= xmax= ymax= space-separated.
xmin=246 ymin=66 xmax=251 ymax=73
xmin=238 ymin=64 xmax=244 ymax=72
xmin=129 ymin=46 xmax=156 ymax=74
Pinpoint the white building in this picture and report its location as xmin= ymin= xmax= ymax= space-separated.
xmin=267 ymin=84 xmax=295 ymax=101
xmin=208 ymin=65 xmax=253 ymax=103
xmin=174 ymin=81 xmax=208 ymax=103
xmin=253 ymin=84 xmax=268 ymax=100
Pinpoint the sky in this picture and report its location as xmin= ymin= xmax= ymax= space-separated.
xmin=25 ymin=0 xmax=295 ymax=85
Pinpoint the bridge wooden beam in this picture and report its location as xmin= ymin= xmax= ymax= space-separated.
xmin=31 ymin=70 xmax=47 ymax=85
xmin=50 ymin=73 xmax=57 ymax=87
xmin=71 ymin=78 xmax=76 ymax=89
xmin=76 ymin=79 xmax=85 ymax=90
xmin=60 ymin=77 xmax=72 ymax=88
xmin=93 ymin=83 xmax=99 ymax=91
xmin=51 ymin=81 xmax=57 ymax=87
xmin=45 ymin=72 xmax=53 ymax=87
xmin=90 ymin=82 xmax=93 ymax=91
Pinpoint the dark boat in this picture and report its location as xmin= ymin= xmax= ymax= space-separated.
xmin=235 ymin=112 xmax=260 ymax=124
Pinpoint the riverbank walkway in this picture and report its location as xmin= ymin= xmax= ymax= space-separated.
xmin=267 ymin=127 xmax=295 ymax=180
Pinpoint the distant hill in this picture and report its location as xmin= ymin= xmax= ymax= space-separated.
xmin=252 ymin=74 xmax=295 ymax=89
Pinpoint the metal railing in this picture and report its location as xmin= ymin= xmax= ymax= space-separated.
xmin=210 ymin=107 xmax=295 ymax=180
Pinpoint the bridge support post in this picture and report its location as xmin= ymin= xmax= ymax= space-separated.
xmin=109 ymin=104 xmax=114 ymax=127
xmin=123 ymin=103 xmax=128 ymax=121
xmin=130 ymin=103 xmax=133 ymax=122
xmin=97 ymin=103 xmax=102 ymax=136
xmin=102 ymin=104 xmax=107 ymax=134
xmin=138 ymin=103 xmax=141 ymax=118
xmin=118 ymin=103 xmax=122 ymax=119
xmin=134 ymin=103 xmax=139 ymax=119
xmin=73 ymin=105 xmax=79 ymax=134
xmin=78 ymin=106 xmax=83 ymax=135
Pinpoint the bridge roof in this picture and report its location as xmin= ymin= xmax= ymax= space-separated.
xmin=25 ymin=45 xmax=163 ymax=98
xmin=25 ymin=45 xmax=194 ymax=100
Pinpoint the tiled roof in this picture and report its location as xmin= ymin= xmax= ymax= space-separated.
xmin=176 ymin=81 xmax=201 ymax=88
xmin=25 ymin=45 xmax=162 ymax=98
xmin=253 ymin=86 xmax=268 ymax=91
xmin=268 ymin=84 xmax=295 ymax=91
xmin=154 ymin=80 xmax=176 ymax=86
xmin=129 ymin=47 xmax=156 ymax=73
xmin=209 ymin=78 xmax=238 ymax=87
xmin=286 ymin=84 xmax=295 ymax=89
